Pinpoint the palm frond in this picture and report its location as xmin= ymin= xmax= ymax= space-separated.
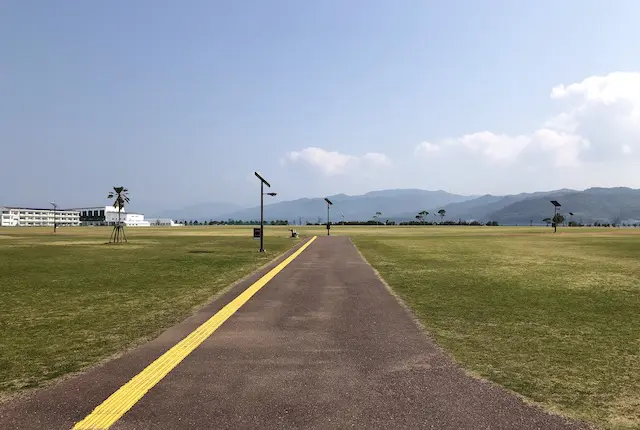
xmin=107 ymin=186 xmax=130 ymax=210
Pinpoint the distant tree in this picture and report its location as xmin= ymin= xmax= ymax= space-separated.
xmin=415 ymin=214 xmax=422 ymax=223
xmin=552 ymin=213 xmax=565 ymax=232
xmin=437 ymin=209 xmax=446 ymax=224
xmin=418 ymin=210 xmax=429 ymax=225
xmin=543 ymin=217 xmax=551 ymax=226
xmin=552 ymin=213 xmax=565 ymax=225
xmin=373 ymin=211 xmax=382 ymax=225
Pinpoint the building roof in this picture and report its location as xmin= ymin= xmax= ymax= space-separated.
xmin=1 ymin=206 xmax=80 ymax=212
xmin=66 ymin=206 xmax=114 ymax=210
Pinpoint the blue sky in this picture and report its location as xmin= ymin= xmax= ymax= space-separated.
xmin=2 ymin=1 xmax=640 ymax=214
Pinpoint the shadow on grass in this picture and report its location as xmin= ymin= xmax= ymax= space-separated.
xmin=188 ymin=250 xmax=216 ymax=254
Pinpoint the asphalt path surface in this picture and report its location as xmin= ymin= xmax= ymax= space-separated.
xmin=0 ymin=236 xmax=587 ymax=429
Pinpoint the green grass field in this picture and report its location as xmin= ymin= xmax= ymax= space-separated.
xmin=0 ymin=226 xmax=297 ymax=398
xmin=1 ymin=225 xmax=639 ymax=429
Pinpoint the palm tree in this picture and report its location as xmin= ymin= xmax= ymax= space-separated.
xmin=107 ymin=186 xmax=130 ymax=243
xmin=437 ymin=209 xmax=446 ymax=224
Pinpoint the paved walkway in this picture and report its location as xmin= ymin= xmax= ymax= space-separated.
xmin=0 ymin=236 xmax=586 ymax=429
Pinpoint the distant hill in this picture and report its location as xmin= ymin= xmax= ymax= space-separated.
xmin=390 ymin=189 xmax=575 ymax=222
xmin=153 ymin=201 xmax=244 ymax=221
xmin=487 ymin=187 xmax=640 ymax=225
xmin=218 ymin=189 xmax=476 ymax=222
xmin=155 ymin=187 xmax=640 ymax=225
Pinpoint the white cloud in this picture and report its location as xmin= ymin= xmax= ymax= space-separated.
xmin=362 ymin=152 xmax=391 ymax=166
xmin=285 ymin=147 xmax=356 ymax=175
xmin=416 ymin=72 xmax=640 ymax=168
xmin=415 ymin=142 xmax=441 ymax=154
xmin=283 ymin=147 xmax=391 ymax=175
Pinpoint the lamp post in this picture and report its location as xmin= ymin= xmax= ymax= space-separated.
xmin=255 ymin=171 xmax=276 ymax=252
xmin=50 ymin=202 xmax=58 ymax=233
xmin=550 ymin=200 xmax=561 ymax=233
xmin=324 ymin=198 xmax=333 ymax=236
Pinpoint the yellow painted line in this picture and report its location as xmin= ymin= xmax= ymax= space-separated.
xmin=73 ymin=236 xmax=318 ymax=430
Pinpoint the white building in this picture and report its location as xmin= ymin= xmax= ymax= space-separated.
xmin=0 ymin=207 xmax=80 ymax=227
xmin=146 ymin=218 xmax=184 ymax=226
xmin=70 ymin=206 xmax=151 ymax=227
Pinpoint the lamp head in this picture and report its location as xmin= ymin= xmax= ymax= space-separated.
xmin=254 ymin=171 xmax=271 ymax=187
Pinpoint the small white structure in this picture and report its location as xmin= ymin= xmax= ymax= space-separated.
xmin=121 ymin=213 xmax=150 ymax=227
xmin=0 ymin=207 xmax=80 ymax=227
xmin=620 ymin=219 xmax=640 ymax=226
xmin=146 ymin=218 xmax=184 ymax=226
xmin=70 ymin=206 xmax=151 ymax=227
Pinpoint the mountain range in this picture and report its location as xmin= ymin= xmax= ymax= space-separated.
xmin=156 ymin=187 xmax=640 ymax=225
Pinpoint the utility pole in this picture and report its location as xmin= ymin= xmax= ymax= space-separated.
xmin=50 ymin=202 xmax=58 ymax=233
xmin=550 ymin=200 xmax=561 ymax=233
xmin=255 ymin=171 xmax=276 ymax=252
xmin=325 ymin=198 xmax=333 ymax=236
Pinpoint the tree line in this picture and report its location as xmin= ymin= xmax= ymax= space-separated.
xmin=177 ymin=219 xmax=290 ymax=226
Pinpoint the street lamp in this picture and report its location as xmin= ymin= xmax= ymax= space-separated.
xmin=255 ymin=171 xmax=276 ymax=252
xmin=324 ymin=198 xmax=333 ymax=236
xmin=50 ymin=202 xmax=58 ymax=233
xmin=550 ymin=200 xmax=561 ymax=233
